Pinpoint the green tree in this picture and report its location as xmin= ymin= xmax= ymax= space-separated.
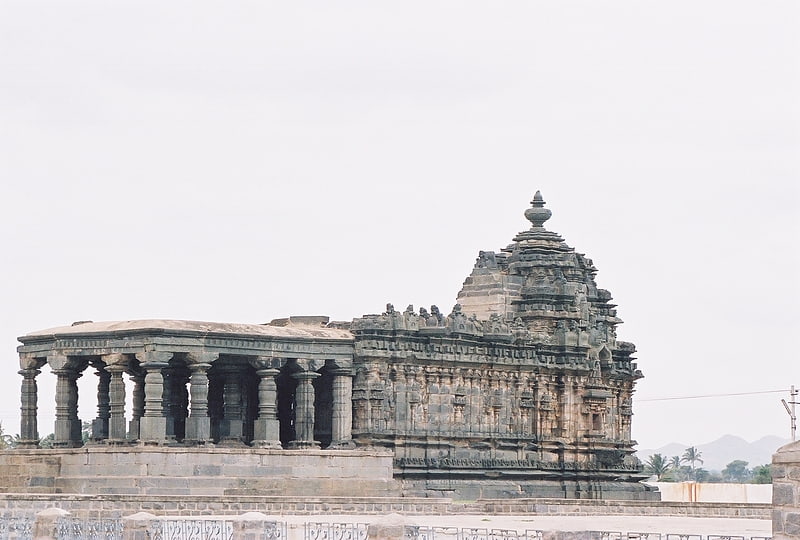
xmin=0 ymin=422 xmax=15 ymax=449
xmin=706 ymin=471 xmax=724 ymax=483
xmin=681 ymin=446 xmax=704 ymax=481
xmin=694 ymin=467 xmax=711 ymax=482
xmin=81 ymin=421 xmax=92 ymax=444
xmin=722 ymin=460 xmax=751 ymax=483
xmin=39 ymin=433 xmax=55 ymax=448
xmin=644 ymin=453 xmax=671 ymax=480
xmin=751 ymin=464 xmax=772 ymax=484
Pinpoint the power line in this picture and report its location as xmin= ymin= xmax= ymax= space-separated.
xmin=637 ymin=389 xmax=788 ymax=402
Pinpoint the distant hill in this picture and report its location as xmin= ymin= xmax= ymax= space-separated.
xmin=635 ymin=435 xmax=790 ymax=471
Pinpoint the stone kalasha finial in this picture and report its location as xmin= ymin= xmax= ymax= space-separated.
xmin=524 ymin=190 xmax=552 ymax=228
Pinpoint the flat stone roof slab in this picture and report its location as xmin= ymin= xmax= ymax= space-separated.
xmin=20 ymin=319 xmax=354 ymax=342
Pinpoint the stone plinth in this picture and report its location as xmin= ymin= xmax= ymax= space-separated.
xmin=0 ymin=447 xmax=395 ymax=497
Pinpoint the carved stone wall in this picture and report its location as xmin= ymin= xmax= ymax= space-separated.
xmin=349 ymin=193 xmax=651 ymax=500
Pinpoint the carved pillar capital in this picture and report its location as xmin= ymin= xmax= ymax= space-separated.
xmin=294 ymin=358 xmax=324 ymax=373
xmin=188 ymin=362 xmax=212 ymax=373
xmin=103 ymin=353 xmax=128 ymax=369
xmin=18 ymin=367 xmax=41 ymax=379
xmin=48 ymin=354 xmax=76 ymax=372
xmin=330 ymin=366 xmax=354 ymax=377
xmin=135 ymin=351 xmax=173 ymax=367
xmin=249 ymin=355 xmax=283 ymax=371
xmin=19 ymin=356 xmax=45 ymax=372
xmin=290 ymin=370 xmax=321 ymax=382
xmin=185 ymin=351 xmax=219 ymax=366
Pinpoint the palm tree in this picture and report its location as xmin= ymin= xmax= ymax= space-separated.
xmin=644 ymin=453 xmax=670 ymax=480
xmin=670 ymin=455 xmax=681 ymax=470
xmin=681 ymin=446 xmax=704 ymax=481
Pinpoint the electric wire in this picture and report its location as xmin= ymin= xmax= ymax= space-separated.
xmin=637 ymin=389 xmax=789 ymax=402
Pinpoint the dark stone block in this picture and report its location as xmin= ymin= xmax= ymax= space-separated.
xmin=773 ymin=510 xmax=785 ymax=534
xmin=28 ymin=476 xmax=55 ymax=487
xmin=786 ymin=512 xmax=800 ymax=536
xmin=192 ymin=465 xmax=222 ymax=476
xmin=774 ymin=482 xmax=795 ymax=506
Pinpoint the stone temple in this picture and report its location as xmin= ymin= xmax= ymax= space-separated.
xmin=5 ymin=193 xmax=656 ymax=500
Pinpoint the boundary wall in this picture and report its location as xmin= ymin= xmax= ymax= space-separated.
xmin=647 ymin=482 xmax=772 ymax=503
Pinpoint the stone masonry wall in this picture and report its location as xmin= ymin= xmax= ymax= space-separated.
xmin=0 ymin=447 xmax=396 ymax=497
xmin=773 ymin=440 xmax=800 ymax=540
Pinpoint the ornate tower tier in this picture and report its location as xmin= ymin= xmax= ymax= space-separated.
xmin=458 ymin=191 xmax=625 ymax=352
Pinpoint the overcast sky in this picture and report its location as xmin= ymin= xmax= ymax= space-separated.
xmin=0 ymin=1 xmax=797 ymax=453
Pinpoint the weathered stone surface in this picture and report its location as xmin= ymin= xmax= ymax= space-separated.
xmin=349 ymin=193 xmax=648 ymax=499
xmin=775 ymin=483 xmax=796 ymax=505
xmin=773 ymin=440 xmax=800 ymax=540
xmin=368 ymin=513 xmax=413 ymax=540
xmin=0 ymin=447 xmax=396 ymax=497
xmin=12 ymin=193 xmax=649 ymax=500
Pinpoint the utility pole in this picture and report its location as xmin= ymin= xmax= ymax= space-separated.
xmin=781 ymin=385 xmax=798 ymax=442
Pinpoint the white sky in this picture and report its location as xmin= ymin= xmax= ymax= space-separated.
xmin=0 ymin=1 xmax=797 ymax=452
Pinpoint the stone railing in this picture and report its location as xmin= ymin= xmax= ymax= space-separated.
xmin=0 ymin=512 xmax=776 ymax=540
xmin=0 ymin=495 xmax=772 ymax=521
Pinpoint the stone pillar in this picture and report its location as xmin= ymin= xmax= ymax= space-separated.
xmin=136 ymin=351 xmax=172 ymax=444
xmin=171 ymin=369 xmax=190 ymax=441
xmin=289 ymin=370 xmax=320 ymax=449
xmin=50 ymin=354 xmax=82 ymax=447
xmin=34 ymin=507 xmax=71 ymax=540
xmin=368 ymin=514 xmax=412 ymax=540
xmin=53 ymin=368 xmax=81 ymax=448
xmin=185 ymin=352 xmax=217 ymax=444
xmin=121 ymin=512 xmax=157 ymax=540
xmin=330 ymin=366 xmax=354 ymax=448
xmin=103 ymin=354 xmax=129 ymax=443
xmin=68 ymin=369 xmax=82 ymax=444
xmin=18 ymin=357 xmax=44 ymax=448
xmin=128 ymin=372 xmax=144 ymax=440
xmin=231 ymin=512 xmax=281 ymax=540
xmin=219 ymin=366 xmax=244 ymax=444
xmin=91 ymin=367 xmax=110 ymax=441
xmin=252 ymin=363 xmax=282 ymax=448
xmin=162 ymin=368 xmax=174 ymax=440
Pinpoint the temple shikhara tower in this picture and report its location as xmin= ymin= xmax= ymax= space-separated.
xmin=350 ymin=191 xmax=644 ymax=498
xmin=7 ymin=193 xmax=655 ymax=500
